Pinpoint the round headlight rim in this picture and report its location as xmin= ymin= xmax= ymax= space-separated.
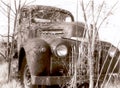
xmin=55 ymin=44 xmax=68 ymax=57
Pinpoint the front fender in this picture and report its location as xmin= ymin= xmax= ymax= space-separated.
xmin=24 ymin=38 xmax=51 ymax=76
xmin=99 ymin=41 xmax=120 ymax=74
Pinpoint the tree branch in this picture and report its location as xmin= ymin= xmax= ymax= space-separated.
xmin=14 ymin=0 xmax=17 ymax=12
xmin=25 ymin=0 xmax=36 ymax=6
xmin=0 ymin=0 xmax=15 ymax=15
xmin=0 ymin=6 xmax=15 ymax=20
xmin=95 ymin=0 xmax=105 ymax=25
xmin=97 ymin=1 xmax=118 ymax=30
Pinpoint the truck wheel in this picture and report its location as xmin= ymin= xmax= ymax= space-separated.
xmin=22 ymin=64 xmax=47 ymax=88
xmin=23 ymin=64 xmax=38 ymax=88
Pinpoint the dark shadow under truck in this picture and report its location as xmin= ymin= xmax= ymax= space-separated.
xmin=12 ymin=5 xmax=120 ymax=88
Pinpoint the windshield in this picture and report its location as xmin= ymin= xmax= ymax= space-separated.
xmin=20 ymin=6 xmax=73 ymax=23
xmin=31 ymin=9 xmax=72 ymax=22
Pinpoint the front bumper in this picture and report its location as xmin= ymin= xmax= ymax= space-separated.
xmin=31 ymin=74 xmax=107 ymax=85
xmin=31 ymin=76 xmax=71 ymax=85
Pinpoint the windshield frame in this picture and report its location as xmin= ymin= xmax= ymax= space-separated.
xmin=19 ymin=5 xmax=74 ymax=24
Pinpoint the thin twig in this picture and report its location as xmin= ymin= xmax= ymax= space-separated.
xmin=0 ymin=6 xmax=15 ymax=18
xmin=18 ymin=0 xmax=21 ymax=10
xmin=22 ymin=0 xmax=28 ymax=7
xmin=14 ymin=0 xmax=17 ymax=12
xmin=80 ymin=0 xmax=89 ymax=39
xmin=85 ymin=0 xmax=92 ymax=10
xmin=95 ymin=0 xmax=105 ymax=25
xmin=25 ymin=0 xmax=36 ymax=6
xmin=0 ymin=51 xmax=6 ymax=60
xmin=0 ymin=0 xmax=15 ymax=15
xmin=97 ymin=1 xmax=118 ymax=30
xmin=80 ymin=0 xmax=88 ymax=24
xmin=7 ymin=0 xmax=11 ymax=81
xmin=0 ymin=34 xmax=13 ymax=38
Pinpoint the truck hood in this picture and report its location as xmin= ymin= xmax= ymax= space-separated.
xmin=29 ymin=22 xmax=85 ymax=39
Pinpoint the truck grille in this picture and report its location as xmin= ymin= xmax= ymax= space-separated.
xmin=38 ymin=28 xmax=64 ymax=38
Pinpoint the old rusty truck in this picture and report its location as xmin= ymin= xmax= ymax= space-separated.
xmin=12 ymin=5 xmax=120 ymax=88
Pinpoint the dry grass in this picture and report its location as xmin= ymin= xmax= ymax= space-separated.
xmin=0 ymin=61 xmax=23 ymax=88
xmin=0 ymin=61 xmax=120 ymax=88
xmin=1 ymin=79 xmax=23 ymax=88
xmin=0 ymin=62 xmax=8 ymax=84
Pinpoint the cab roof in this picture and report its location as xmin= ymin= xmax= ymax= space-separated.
xmin=21 ymin=5 xmax=74 ymax=21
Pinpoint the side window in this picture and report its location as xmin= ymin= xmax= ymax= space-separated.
xmin=65 ymin=17 xmax=72 ymax=22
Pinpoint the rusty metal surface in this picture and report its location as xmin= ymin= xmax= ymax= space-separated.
xmin=31 ymin=75 xmax=71 ymax=85
xmin=31 ymin=74 xmax=106 ymax=85
xmin=24 ymin=38 xmax=51 ymax=76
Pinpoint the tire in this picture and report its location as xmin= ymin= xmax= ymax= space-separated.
xmin=20 ymin=59 xmax=47 ymax=88
xmin=23 ymin=64 xmax=38 ymax=88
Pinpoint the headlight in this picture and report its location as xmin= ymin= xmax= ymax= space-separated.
xmin=109 ymin=46 xmax=117 ymax=58
xmin=56 ymin=45 xmax=68 ymax=57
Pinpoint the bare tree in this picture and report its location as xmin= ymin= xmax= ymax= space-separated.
xmin=0 ymin=0 xmax=36 ymax=81
xmin=80 ymin=0 xmax=118 ymax=88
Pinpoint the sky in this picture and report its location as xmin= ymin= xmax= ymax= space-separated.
xmin=0 ymin=0 xmax=120 ymax=48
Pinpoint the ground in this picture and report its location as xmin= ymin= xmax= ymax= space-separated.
xmin=0 ymin=60 xmax=120 ymax=88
